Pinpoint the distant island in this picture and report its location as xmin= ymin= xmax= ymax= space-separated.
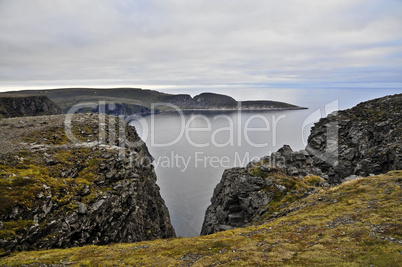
xmin=0 ymin=88 xmax=307 ymax=117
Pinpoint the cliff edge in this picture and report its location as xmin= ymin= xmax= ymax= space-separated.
xmin=307 ymin=93 xmax=401 ymax=184
xmin=0 ymin=113 xmax=175 ymax=251
xmin=202 ymin=94 xmax=402 ymax=235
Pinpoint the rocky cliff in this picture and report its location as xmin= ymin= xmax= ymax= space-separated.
xmin=202 ymin=94 xmax=402 ymax=235
xmin=201 ymin=147 xmax=327 ymax=235
xmin=0 ymin=113 xmax=175 ymax=251
xmin=0 ymin=95 xmax=62 ymax=118
xmin=307 ymin=93 xmax=402 ymax=184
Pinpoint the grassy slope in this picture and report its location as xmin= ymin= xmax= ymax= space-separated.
xmin=0 ymin=119 xmax=107 ymax=219
xmin=1 ymin=171 xmax=401 ymax=266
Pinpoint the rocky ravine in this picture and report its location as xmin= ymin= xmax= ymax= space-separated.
xmin=0 ymin=113 xmax=175 ymax=251
xmin=0 ymin=95 xmax=62 ymax=119
xmin=202 ymin=94 xmax=402 ymax=235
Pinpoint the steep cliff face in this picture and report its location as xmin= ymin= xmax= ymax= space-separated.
xmin=201 ymin=146 xmax=326 ymax=235
xmin=162 ymin=92 xmax=238 ymax=109
xmin=0 ymin=113 xmax=175 ymax=251
xmin=202 ymin=94 xmax=401 ymax=235
xmin=307 ymin=93 xmax=402 ymax=184
xmin=193 ymin=93 xmax=237 ymax=108
xmin=165 ymin=92 xmax=303 ymax=110
xmin=0 ymin=95 xmax=62 ymax=118
xmin=201 ymin=168 xmax=271 ymax=235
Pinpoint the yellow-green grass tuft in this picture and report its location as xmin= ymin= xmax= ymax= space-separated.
xmin=1 ymin=171 xmax=401 ymax=266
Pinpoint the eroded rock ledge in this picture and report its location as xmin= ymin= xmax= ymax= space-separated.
xmin=0 ymin=113 xmax=175 ymax=251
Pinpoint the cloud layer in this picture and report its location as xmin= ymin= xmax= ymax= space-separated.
xmin=0 ymin=0 xmax=401 ymax=91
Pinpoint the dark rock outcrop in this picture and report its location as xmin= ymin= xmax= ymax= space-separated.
xmin=201 ymin=168 xmax=271 ymax=235
xmin=307 ymin=93 xmax=402 ymax=184
xmin=0 ymin=113 xmax=175 ymax=251
xmin=202 ymin=94 xmax=401 ymax=235
xmin=200 ymin=146 xmax=326 ymax=235
xmin=158 ymin=92 xmax=237 ymax=110
xmin=259 ymin=145 xmax=325 ymax=179
xmin=0 ymin=95 xmax=62 ymax=118
xmin=193 ymin=93 xmax=237 ymax=108
xmin=164 ymin=92 xmax=304 ymax=110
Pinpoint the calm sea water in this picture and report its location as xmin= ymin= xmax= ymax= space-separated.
xmin=130 ymin=88 xmax=400 ymax=237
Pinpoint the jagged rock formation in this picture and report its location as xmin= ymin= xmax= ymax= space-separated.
xmin=202 ymin=94 xmax=402 ymax=235
xmin=0 ymin=113 xmax=175 ymax=251
xmin=1 ymin=88 xmax=305 ymax=115
xmin=0 ymin=95 xmax=62 ymax=118
xmin=307 ymin=93 xmax=402 ymax=184
xmin=201 ymin=168 xmax=271 ymax=235
xmin=201 ymin=147 xmax=327 ymax=235
xmin=259 ymin=145 xmax=325 ymax=179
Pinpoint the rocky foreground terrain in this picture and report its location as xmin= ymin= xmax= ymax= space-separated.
xmin=0 ymin=113 xmax=175 ymax=251
xmin=1 ymin=171 xmax=401 ymax=266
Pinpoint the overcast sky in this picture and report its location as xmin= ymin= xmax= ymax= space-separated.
xmin=0 ymin=0 xmax=401 ymax=93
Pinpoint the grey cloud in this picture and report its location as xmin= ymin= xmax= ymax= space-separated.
xmin=0 ymin=0 xmax=401 ymax=90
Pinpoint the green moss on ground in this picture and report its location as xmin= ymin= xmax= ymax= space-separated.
xmin=0 ymin=219 xmax=34 ymax=240
xmin=1 ymin=171 xmax=401 ymax=266
xmin=0 ymin=147 xmax=107 ymax=216
xmin=247 ymin=166 xmax=324 ymax=221
xmin=302 ymin=175 xmax=325 ymax=186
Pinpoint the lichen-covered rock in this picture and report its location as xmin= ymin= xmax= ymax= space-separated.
xmin=0 ymin=113 xmax=175 ymax=251
xmin=257 ymin=145 xmax=325 ymax=179
xmin=307 ymin=93 xmax=402 ymax=184
xmin=201 ymin=168 xmax=271 ymax=235
xmin=200 ymin=163 xmax=323 ymax=235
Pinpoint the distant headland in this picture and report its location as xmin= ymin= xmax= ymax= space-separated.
xmin=0 ymin=88 xmax=307 ymax=117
